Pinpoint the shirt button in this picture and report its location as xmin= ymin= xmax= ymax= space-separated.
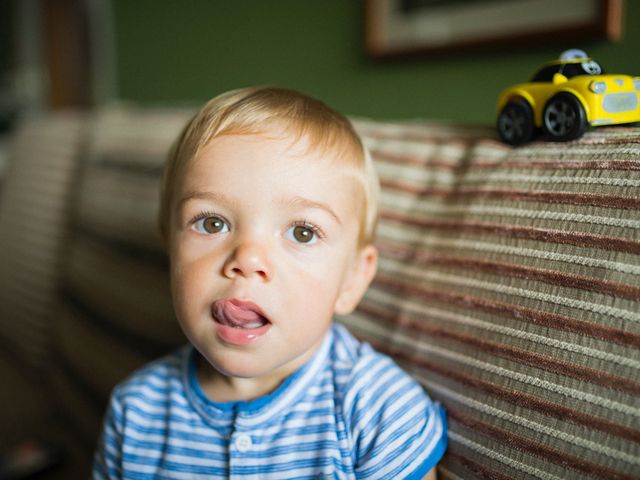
xmin=235 ymin=434 xmax=253 ymax=452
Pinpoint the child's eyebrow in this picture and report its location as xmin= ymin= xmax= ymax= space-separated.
xmin=280 ymin=196 xmax=342 ymax=225
xmin=178 ymin=191 xmax=235 ymax=209
xmin=178 ymin=191 xmax=341 ymax=224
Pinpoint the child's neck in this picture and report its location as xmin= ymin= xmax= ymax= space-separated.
xmin=196 ymin=336 xmax=326 ymax=403
xmin=196 ymin=356 xmax=299 ymax=404
xmin=201 ymin=370 xmax=283 ymax=403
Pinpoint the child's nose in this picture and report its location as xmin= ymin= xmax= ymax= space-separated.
xmin=222 ymin=240 xmax=272 ymax=282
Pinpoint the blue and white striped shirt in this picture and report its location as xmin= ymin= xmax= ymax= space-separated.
xmin=93 ymin=323 xmax=447 ymax=479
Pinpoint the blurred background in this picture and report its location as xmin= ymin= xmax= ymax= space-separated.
xmin=0 ymin=0 xmax=638 ymax=478
xmin=1 ymin=0 xmax=639 ymax=126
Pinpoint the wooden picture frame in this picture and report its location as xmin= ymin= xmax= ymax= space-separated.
xmin=365 ymin=0 xmax=623 ymax=59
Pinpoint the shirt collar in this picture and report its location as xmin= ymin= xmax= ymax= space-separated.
xmin=183 ymin=327 xmax=334 ymax=427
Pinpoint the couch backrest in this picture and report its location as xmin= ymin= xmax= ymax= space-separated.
xmin=47 ymin=106 xmax=193 ymax=446
xmin=3 ymin=107 xmax=638 ymax=478
xmin=0 ymin=113 xmax=86 ymax=370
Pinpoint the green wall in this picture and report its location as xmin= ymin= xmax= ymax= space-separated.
xmin=112 ymin=0 xmax=639 ymax=124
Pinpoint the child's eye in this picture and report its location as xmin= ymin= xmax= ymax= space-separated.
xmin=286 ymin=223 xmax=322 ymax=244
xmin=193 ymin=215 xmax=230 ymax=235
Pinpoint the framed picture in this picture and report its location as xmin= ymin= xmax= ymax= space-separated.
xmin=365 ymin=0 xmax=623 ymax=59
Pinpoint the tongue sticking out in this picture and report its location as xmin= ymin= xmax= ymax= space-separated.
xmin=213 ymin=300 xmax=269 ymax=330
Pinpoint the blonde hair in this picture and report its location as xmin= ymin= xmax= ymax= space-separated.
xmin=159 ymin=86 xmax=379 ymax=247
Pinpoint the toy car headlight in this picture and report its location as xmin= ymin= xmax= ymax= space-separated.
xmin=634 ymin=78 xmax=640 ymax=91
xmin=589 ymin=81 xmax=607 ymax=94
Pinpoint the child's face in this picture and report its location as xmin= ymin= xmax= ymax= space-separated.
xmin=169 ymin=125 xmax=377 ymax=385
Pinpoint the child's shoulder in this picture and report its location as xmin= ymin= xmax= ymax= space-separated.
xmin=331 ymin=324 xmax=447 ymax=476
xmin=332 ymin=322 xmax=390 ymax=367
xmin=111 ymin=345 xmax=190 ymax=403
xmin=331 ymin=323 xmax=423 ymax=400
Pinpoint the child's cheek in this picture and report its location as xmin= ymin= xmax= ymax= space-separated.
xmin=173 ymin=229 xmax=217 ymax=261
xmin=171 ymin=240 xmax=217 ymax=299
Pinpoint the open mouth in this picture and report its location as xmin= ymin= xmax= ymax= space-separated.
xmin=212 ymin=299 xmax=271 ymax=330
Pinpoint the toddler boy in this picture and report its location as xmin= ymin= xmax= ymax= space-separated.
xmin=93 ymin=87 xmax=447 ymax=479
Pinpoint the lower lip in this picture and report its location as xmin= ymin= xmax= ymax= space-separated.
xmin=214 ymin=322 xmax=272 ymax=346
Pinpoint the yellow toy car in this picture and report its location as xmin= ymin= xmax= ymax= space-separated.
xmin=497 ymin=50 xmax=640 ymax=145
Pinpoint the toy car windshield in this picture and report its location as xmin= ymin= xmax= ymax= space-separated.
xmin=531 ymin=60 xmax=605 ymax=82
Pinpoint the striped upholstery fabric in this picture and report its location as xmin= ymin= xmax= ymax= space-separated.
xmin=0 ymin=113 xmax=86 ymax=370
xmin=344 ymin=120 xmax=640 ymax=480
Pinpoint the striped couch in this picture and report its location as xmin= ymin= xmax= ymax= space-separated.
xmin=0 ymin=106 xmax=637 ymax=479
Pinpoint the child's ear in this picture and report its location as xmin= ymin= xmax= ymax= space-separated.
xmin=334 ymin=245 xmax=378 ymax=315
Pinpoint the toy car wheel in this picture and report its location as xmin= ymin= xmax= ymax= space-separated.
xmin=497 ymin=100 xmax=535 ymax=145
xmin=542 ymin=93 xmax=587 ymax=141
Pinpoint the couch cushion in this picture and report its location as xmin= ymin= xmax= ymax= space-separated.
xmin=0 ymin=113 xmax=86 ymax=371
xmin=344 ymin=120 xmax=640 ymax=480
xmin=49 ymin=106 xmax=193 ymax=451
